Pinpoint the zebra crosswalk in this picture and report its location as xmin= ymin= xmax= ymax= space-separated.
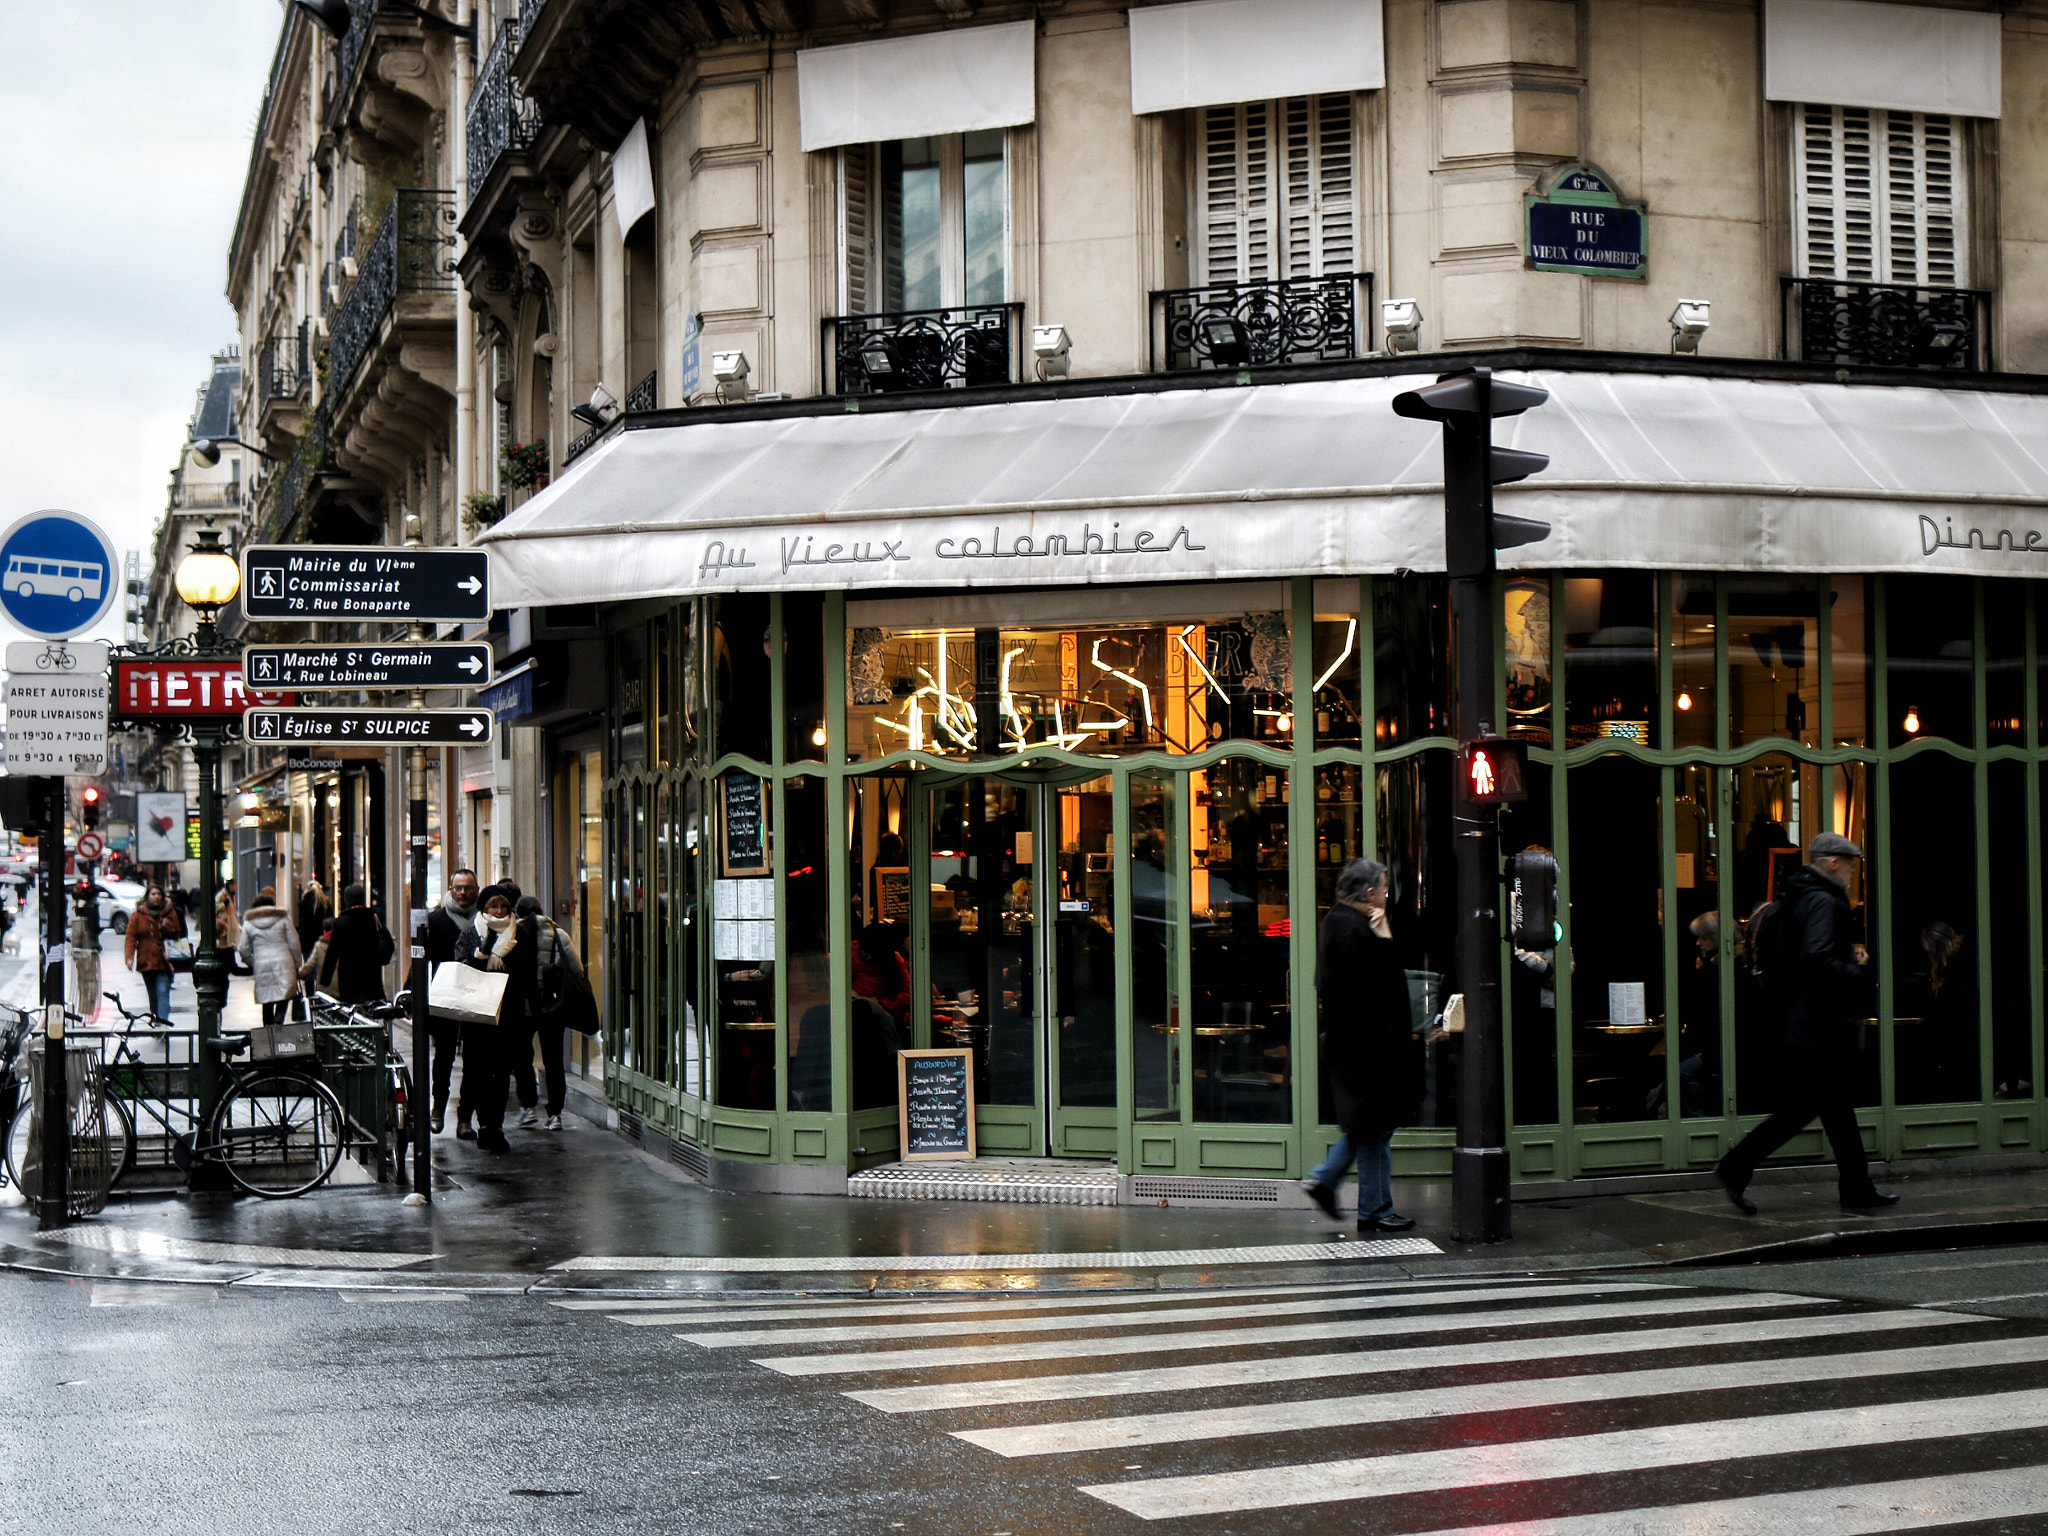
xmin=555 ymin=1271 xmax=2048 ymax=1532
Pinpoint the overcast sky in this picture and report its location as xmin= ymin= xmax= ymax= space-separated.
xmin=0 ymin=0 xmax=282 ymax=648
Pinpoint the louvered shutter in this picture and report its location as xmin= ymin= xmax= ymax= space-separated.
xmin=840 ymin=142 xmax=875 ymax=314
xmin=1282 ymin=94 xmax=1356 ymax=278
xmin=1196 ymin=102 xmax=1273 ymax=285
xmin=1794 ymin=104 xmax=1965 ymax=287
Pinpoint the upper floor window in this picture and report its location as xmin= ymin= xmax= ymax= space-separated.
xmin=841 ymin=130 xmax=1008 ymax=314
xmin=1793 ymin=104 xmax=1965 ymax=288
xmin=1196 ymin=95 xmax=1355 ymax=286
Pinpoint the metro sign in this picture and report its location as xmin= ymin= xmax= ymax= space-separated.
xmin=114 ymin=660 xmax=292 ymax=721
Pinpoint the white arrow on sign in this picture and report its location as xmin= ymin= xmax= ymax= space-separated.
xmin=457 ymin=576 xmax=483 ymax=595
xmin=461 ymin=716 xmax=486 ymax=737
xmin=459 ymin=654 xmax=483 ymax=675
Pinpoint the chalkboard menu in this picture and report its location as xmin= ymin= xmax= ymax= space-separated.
xmin=897 ymin=1048 xmax=976 ymax=1160
xmin=873 ymin=866 xmax=912 ymax=925
xmin=720 ymin=771 xmax=768 ymax=877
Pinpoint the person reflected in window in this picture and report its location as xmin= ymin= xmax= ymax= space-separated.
xmin=1679 ymin=912 xmax=1724 ymax=1117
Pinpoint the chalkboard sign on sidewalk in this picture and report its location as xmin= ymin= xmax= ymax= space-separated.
xmin=720 ymin=771 xmax=768 ymax=877
xmin=897 ymin=1048 xmax=976 ymax=1160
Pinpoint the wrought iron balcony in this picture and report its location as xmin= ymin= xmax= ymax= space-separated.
xmin=823 ymin=303 xmax=1025 ymax=396
xmin=1783 ymin=277 xmax=1991 ymax=371
xmin=326 ymin=188 xmax=458 ymax=399
xmin=624 ymin=369 xmax=656 ymax=413
xmin=521 ymin=0 xmax=551 ymax=29
xmin=563 ymin=373 xmax=654 ymax=469
xmin=1152 ymin=274 xmax=1371 ymax=373
xmin=258 ymin=324 xmax=309 ymax=409
xmin=467 ymin=15 xmax=541 ymax=198
xmin=255 ymin=401 xmax=331 ymax=545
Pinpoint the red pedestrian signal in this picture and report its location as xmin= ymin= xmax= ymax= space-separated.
xmin=1455 ymin=738 xmax=1529 ymax=813
xmin=80 ymin=785 xmax=103 ymax=830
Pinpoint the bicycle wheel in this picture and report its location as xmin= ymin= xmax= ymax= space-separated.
xmin=210 ymin=1072 xmax=345 ymax=1197
xmin=6 ymin=1094 xmax=135 ymax=1191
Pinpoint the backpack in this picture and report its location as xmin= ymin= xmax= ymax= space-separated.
xmin=1746 ymin=898 xmax=1789 ymax=996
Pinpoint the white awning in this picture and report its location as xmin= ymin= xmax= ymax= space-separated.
xmin=1129 ymin=0 xmax=1385 ymax=115
xmin=478 ymin=370 xmax=2048 ymax=607
xmin=1764 ymin=0 xmax=2002 ymax=119
xmin=797 ymin=21 xmax=1036 ymax=153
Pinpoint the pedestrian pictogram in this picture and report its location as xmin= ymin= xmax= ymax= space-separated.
xmin=0 ymin=511 xmax=120 ymax=639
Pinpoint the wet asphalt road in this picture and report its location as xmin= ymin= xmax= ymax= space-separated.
xmin=4 ymin=1246 xmax=2048 ymax=1536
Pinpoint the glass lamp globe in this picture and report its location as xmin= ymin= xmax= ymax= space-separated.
xmin=174 ymin=527 xmax=241 ymax=618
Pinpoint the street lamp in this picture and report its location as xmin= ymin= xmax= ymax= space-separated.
xmin=174 ymin=526 xmax=242 ymax=1185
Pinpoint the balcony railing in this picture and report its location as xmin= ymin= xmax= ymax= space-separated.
xmin=823 ymin=303 xmax=1025 ymax=395
xmin=327 ymin=189 xmax=458 ymax=399
xmin=624 ymin=369 xmax=656 ymax=413
xmin=256 ymin=401 xmax=331 ymax=545
xmin=521 ymin=0 xmax=552 ymax=31
xmin=1151 ymin=273 xmax=1371 ymax=373
xmin=563 ymin=371 xmax=657 ymax=469
xmin=1782 ymin=277 xmax=1991 ymax=371
xmin=258 ymin=323 xmax=310 ymax=409
xmin=467 ymin=15 xmax=541 ymax=198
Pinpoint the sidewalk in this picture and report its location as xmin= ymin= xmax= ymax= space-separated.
xmin=2 ymin=931 xmax=2043 ymax=1294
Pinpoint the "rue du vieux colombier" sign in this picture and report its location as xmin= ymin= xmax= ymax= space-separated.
xmin=1525 ymin=164 xmax=1647 ymax=279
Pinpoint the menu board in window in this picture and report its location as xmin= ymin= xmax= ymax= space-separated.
xmin=720 ymin=770 xmax=768 ymax=877
xmin=897 ymin=1048 xmax=976 ymax=1160
xmin=872 ymin=866 xmax=912 ymax=925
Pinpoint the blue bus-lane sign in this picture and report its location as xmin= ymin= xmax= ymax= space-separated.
xmin=0 ymin=510 xmax=120 ymax=639
xmin=1525 ymin=164 xmax=1647 ymax=279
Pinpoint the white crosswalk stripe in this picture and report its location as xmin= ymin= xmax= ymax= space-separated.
xmin=563 ymin=1270 xmax=2048 ymax=1531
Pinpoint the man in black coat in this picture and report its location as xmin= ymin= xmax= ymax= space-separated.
xmin=1303 ymin=858 xmax=1425 ymax=1233
xmin=408 ymin=867 xmax=478 ymax=1135
xmin=319 ymin=882 xmax=394 ymax=1005
xmin=1716 ymin=833 xmax=1899 ymax=1214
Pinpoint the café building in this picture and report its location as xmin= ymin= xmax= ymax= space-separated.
xmin=479 ymin=353 xmax=2048 ymax=1194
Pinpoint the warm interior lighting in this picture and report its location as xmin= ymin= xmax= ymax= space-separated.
xmin=1902 ymin=705 xmax=1922 ymax=735
xmin=809 ymin=724 xmax=827 ymax=748
xmin=1676 ymin=690 xmax=1693 ymax=712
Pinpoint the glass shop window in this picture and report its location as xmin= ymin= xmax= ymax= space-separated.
xmin=1726 ymin=577 xmax=1821 ymax=749
xmin=784 ymin=594 xmax=828 ymax=764
xmin=1372 ymin=751 xmax=1458 ymax=1129
xmin=1054 ymin=775 xmax=1118 ymax=1110
xmin=1891 ymin=751 xmax=1979 ymax=1106
xmin=616 ymin=626 xmax=648 ymax=767
xmin=1311 ymin=581 xmax=1363 ymax=749
xmin=845 ymin=774 xmax=912 ymax=1113
xmin=1562 ymin=574 xmax=1657 ymax=749
xmin=784 ymin=777 xmax=832 ymax=1113
xmin=713 ymin=594 xmax=773 ymax=763
xmin=1502 ymin=576 xmax=1552 ymax=746
xmin=1985 ymin=580 xmax=2025 ymax=748
xmin=1189 ymin=758 xmax=1292 ymax=1124
xmin=1988 ymin=761 xmax=2033 ymax=1100
xmin=1567 ymin=755 xmax=1665 ymax=1125
xmin=1670 ymin=576 xmax=1716 ymax=750
xmin=1671 ymin=764 xmax=1721 ymax=1119
xmin=1829 ymin=577 xmax=1869 ymax=746
xmin=844 ymin=612 xmax=1293 ymax=762
xmin=1886 ymin=574 xmax=1973 ymax=747
xmin=926 ymin=779 xmax=1037 ymax=1108
xmin=712 ymin=770 xmax=776 ymax=1111
xmin=1373 ymin=576 xmax=1450 ymax=746
xmin=1131 ymin=773 xmax=1181 ymax=1123
xmin=1502 ymin=759 xmax=1557 ymax=1127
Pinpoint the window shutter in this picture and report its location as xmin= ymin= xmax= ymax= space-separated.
xmin=1282 ymin=94 xmax=1356 ymax=279
xmin=1196 ymin=102 xmax=1273 ymax=285
xmin=1794 ymin=104 xmax=1965 ymax=288
xmin=840 ymin=143 xmax=874 ymax=314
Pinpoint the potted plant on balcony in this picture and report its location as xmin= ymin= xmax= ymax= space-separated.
xmin=462 ymin=491 xmax=507 ymax=537
xmin=501 ymin=440 xmax=550 ymax=491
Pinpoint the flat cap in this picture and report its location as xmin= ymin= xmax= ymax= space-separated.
xmin=1808 ymin=831 xmax=1863 ymax=860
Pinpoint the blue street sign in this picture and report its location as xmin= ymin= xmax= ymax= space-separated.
xmin=0 ymin=510 xmax=119 ymax=640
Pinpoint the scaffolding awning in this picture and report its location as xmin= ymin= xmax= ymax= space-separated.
xmin=478 ymin=367 xmax=2048 ymax=607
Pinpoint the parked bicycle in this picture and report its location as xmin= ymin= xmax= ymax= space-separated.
xmin=0 ymin=1003 xmax=41 ymax=1191
xmin=308 ymin=992 xmax=417 ymax=1183
xmin=4 ymin=994 xmax=349 ymax=1198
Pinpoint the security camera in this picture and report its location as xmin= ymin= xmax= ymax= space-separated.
xmin=1381 ymin=298 xmax=1424 ymax=354
xmin=1670 ymin=299 xmax=1711 ymax=354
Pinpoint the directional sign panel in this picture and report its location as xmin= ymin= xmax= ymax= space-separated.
xmin=239 ymin=546 xmax=490 ymax=623
xmin=244 ymin=708 xmax=494 ymax=746
xmin=243 ymin=643 xmax=493 ymax=691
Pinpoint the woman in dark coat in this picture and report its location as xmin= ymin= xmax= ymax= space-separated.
xmin=453 ymin=884 xmax=537 ymax=1154
xmin=1304 ymin=858 xmax=1425 ymax=1232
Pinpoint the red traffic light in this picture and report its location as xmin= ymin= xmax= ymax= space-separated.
xmin=1455 ymin=738 xmax=1529 ymax=812
xmin=81 ymin=786 xmax=101 ymax=804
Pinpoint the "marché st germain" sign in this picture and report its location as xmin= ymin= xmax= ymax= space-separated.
xmin=1525 ymin=164 xmax=1646 ymax=279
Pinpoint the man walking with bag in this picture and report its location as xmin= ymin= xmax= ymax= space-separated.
xmin=1716 ymin=832 xmax=1900 ymax=1215
xmin=413 ymin=868 xmax=478 ymax=1136
xmin=319 ymin=883 xmax=395 ymax=1005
